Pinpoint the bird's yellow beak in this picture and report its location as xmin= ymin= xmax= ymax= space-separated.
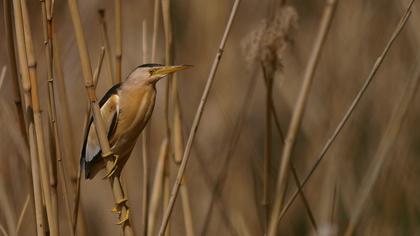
xmin=152 ymin=65 xmax=192 ymax=77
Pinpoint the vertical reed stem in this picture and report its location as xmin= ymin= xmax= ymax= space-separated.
xmin=267 ymin=1 xmax=336 ymax=235
xmin=39 ymin=0 xmax=75 ymax=234
xmin=115 ymin=0 xmax=122 ymax=83
xmin=161 ymin=0 xmax=195 ymax=235
xmin=98 ymin=9 xmax=115 ymax=85
xmin=141 ymin=19 xmax=149 ymax=236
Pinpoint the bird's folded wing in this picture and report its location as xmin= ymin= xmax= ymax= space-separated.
xmin=83 ymin=94 xmax=120 ymax=163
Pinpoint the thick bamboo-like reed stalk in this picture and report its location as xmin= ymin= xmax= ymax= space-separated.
xmin=115 ymin=0 xmax=122 ymax=83
xmin=2 ymin=0 xmax=26 ymax=141
xmin=141 ymin=19 xmax=149 ymax=236
xmin=66 ymin=0 xmax=134 ymax=235
xmin=98 ymin=9 xmax=115 ymax=86
xmin=158 ymin=1 xmax=241 ymax=235
xmin=38 ymin=1 xmax=75 ymax=234
xmin=267 ymin=1 xmax=337 ymax=235
xmin=147 ymin=139 xmax=169 ymax=236
xmin=14 ymin=0 xmax=59 ymax=234
xmin=4 ymin=2 xmax=44 ymax=235
xmin=276 ymin=0 xmax=414 ymax=225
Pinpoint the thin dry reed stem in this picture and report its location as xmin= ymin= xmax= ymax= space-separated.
xmin=152 ymin=0 xmax=160 ymax=61
xmin=115 ymin=0 xmax=122 ymax=83
xmin=15 ymin=0 xmax=59 ymax=233
xmin=2 ymin=0 xmax=26 ymax=141
xmin=146 ymin=2 xmax=162 ymax=234
xmin=52 ymin=29 xmax=88 ymax=236
xmin=0 ymin=178 xmax=17 ymax=236
xmin=277 ymin=1 xmax=413 ymax=224
xmin=267 ymin=1 xmax=337 ymax=235
xmin=16 ymin=194 xmax=30 ymax=235
xmin=39 ymin=0 xmax=74 ymax=234
xmin=0 ymin=67 xmax=6 ymax=88
xmin=200 ymin=74 xmax=257 ymax=236
xmin=158 ymin=1 xmax=241 ymax=235
xmin=147 ymin=139 xmax=169 ymax=236
xmin=98 ymin=9 xmax=115 ymax=85
xmin=52 ymin=25 xmax=78 ymax=186
xmin=73 ymin=47 xmax=105 ymax=234
xmin=260 ymin=64 xmax=317 ymax=231
xmin=161 ymin=1 xmax=195 ymax=235
xmin=345 ymin=28 xmax=418 ymax=236
xmin=141 ymin=19 xmax=149 ymax=236
xmin=263 ymin=64 xmax=272 ymax=232
xmin=161 ymin=1 xmax=173 ymax=235
xmin=0 ymin=224 xmax=8 ymax=236
xmin=66 ymin=0 xmax=134 ymax=234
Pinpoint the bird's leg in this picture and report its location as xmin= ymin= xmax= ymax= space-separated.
xmin=102 ymin=153 xmax=120 ymax=179
xmin=111 ymin=197 xmax=130 ymax=225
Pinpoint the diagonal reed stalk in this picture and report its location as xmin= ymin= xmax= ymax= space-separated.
xmin=98 ymin=9 xmax=115 ymax=85
xmin=0 ymin=173 xmax=17 ymax=236
xmin=115 ymin=0 xmax=122 ymax=83
xmin=161 ymin=0 xmax=195 ymax=235
xmin=276 ymin=0 xmax=414 ymax=225
xmin=66 ymin=0 xmax=134 ymax=235
xmin=344 ymin=37 xmax=420 ymax=236
xmin=73 ymin=47 xmax=106 ymax=234
xmin=158 ymin=0 xmax=241 ymax=235
xmin=140 ymin=19 xmax=150 ymax=236
xmin=267 ymin=1 xmax=337 ymax=235
xmin=39 ymin=0 xmax=74 ymax=234
xmin=260 ymin=64 xmax=318 ymax=231
xmin=200 ymin=73 xmax=257 ymax=236
xmin=14 ymin=0 xmax=59 ymax=234
xmin=15 ymin=194 xmax=30 ymax=235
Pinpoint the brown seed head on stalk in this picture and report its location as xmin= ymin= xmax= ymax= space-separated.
xmin=241 ymin=6 xmax=298 ymax=75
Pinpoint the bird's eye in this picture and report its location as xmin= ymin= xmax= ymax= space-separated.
xmin=149 ymin=69 xmax=156 ymax=76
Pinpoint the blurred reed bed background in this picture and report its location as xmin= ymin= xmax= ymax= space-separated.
xmin=1 ymin=0 xmax=420 ymax=235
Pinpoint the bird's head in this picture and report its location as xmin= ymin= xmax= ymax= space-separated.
xmin=130 ymin=64 xmax=192 ymax=84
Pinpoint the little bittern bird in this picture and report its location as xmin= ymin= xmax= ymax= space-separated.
xmin=81 ymin=64 xmax=191 ymax=179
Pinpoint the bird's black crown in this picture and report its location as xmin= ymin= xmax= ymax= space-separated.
xmin=137 ymin=63 xmax=164 ymax=68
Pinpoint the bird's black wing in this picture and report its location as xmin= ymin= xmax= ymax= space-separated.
xmin=80 ymin=83 xmax=121 ymax=178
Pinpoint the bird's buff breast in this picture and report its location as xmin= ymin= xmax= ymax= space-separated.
xmin=110 ymin=86 xmax=156 ymax=156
